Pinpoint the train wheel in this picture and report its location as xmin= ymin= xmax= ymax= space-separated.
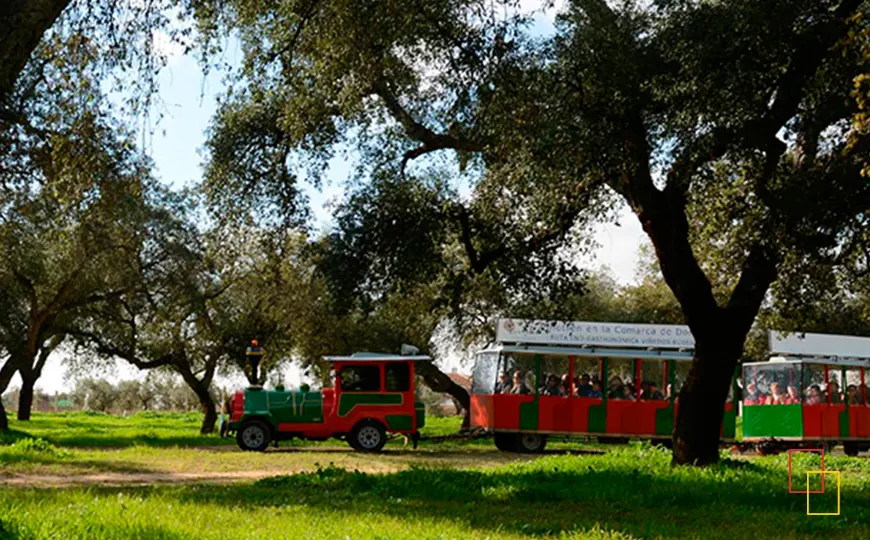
xmin=844 ymin=442 xmax=859 ymax=457
xmin=236 ymin=420 xmax=271 ymax=452
xmin=493 ymin=433 xmax=517 ymax=452
xmin=350 ymin=420 xmax=387 ymax=452
xmin=515 ymin=433 xmax=547 ymax=453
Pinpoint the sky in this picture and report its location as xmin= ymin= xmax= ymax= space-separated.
xmin=11 ymin=1 xmax=646 ymax=395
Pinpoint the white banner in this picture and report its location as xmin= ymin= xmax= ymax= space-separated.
xmin=496 ymin=318 xmax=694 ymax=349
xmin=770 ymin=331 xmax=870 ymax=359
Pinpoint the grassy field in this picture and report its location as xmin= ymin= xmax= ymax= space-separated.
xmin=1 ymin=412 xmax=868 ymax=539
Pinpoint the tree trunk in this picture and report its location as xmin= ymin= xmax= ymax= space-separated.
xmin=0 ymin=358 xmax=18 ymax=431
xmin=672 ymin=329 xmax=744 ymax=465
xmin=0 ymin=0 xmax=72 ymax=103
xmin=195 ymin=387 xmax=218 ymax=435
xmin=174 ymin=360 xmax=218 ymax=435
xmin=16 ymin=371 xmax=36 ymax=421
xmin=15 ymin=335 xmax=62 ymax=421
xmin=416 ymin=362 xmax=471 ymax=430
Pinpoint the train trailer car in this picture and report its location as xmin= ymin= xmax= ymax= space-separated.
xmin=742 ymin=331 xmax=870 ymax=456
xmin=470 ymin=318 xmax=738 ymax=453
xmin=226 ymin=353 xmax=428 ymax=452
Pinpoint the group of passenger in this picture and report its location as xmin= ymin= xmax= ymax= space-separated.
xmin=743 ymin=381 xmax=869 ymax=406
xmin=494 ymin=370 xmax=669 ymax=401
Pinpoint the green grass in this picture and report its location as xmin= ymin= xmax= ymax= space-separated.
xmin=3 ymin=412 xmax=869 ymax=539
xmin=1 ymin=411 xmax=230 ymax=448
xmin=1 ymin=411 xmax=466 ymax=448
xmin=2 ymin=445 xmax=869 ymax=539
xmin=0 ymin=413 xmax=505 ymax=477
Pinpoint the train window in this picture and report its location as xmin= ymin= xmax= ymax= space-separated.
xmin=743 ymin=363 xmax=801 ymax=405
xmin=499 ymin=352 xmax=537 ymax=395
xmin=339 ymin=365 xmax=381 ymax=392
xmin=608 ymin=358 xmax=635 ymax=400
xmin=539 ymin=355 xmax=570 ymax=396
xmin=827 ymin=370 xmax=844 ymax=404
xmin=845 ymin=368 xmax=866 ymax=405
xmin=471 ymin=353 xmax=499 ymax=394
xmin=574 ymin=357 xmax=600 ymax=397
xmin=802 ymin=364 xmax=825 ymax=405
xmin=640 ymin=360 xmax=666 ymax=401
xmin=385 ymin=363 xmax=411 ymax=392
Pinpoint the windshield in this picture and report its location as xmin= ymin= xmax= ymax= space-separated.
xmin=471 ymin=352 xmax=499 ymax=394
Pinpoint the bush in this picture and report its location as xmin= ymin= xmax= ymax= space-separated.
xmin=0 ymin=437 xmax=71 ymax=462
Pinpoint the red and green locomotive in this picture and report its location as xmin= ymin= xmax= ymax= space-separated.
xmin=225 ymin=353 xmax=428 ymax=452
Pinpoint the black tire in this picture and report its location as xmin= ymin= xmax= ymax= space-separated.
xmin=844 ymin=442 xmax=860 ymax=457
xmin=493 ymin=432 xmax=517 ymax=452
xmin=236 ymin=420 xmax=271 ymax=452
xmin=349 ymin=420 xmax=387 ymax=452
xmin=515 ymin=433 xmax=547 ymax=453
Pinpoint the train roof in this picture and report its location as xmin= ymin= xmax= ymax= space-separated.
xmin=747 ymin=356 xmax=870 ymax=368
xmin=477 ymin=344 xmax=694 ymax=361
xmin=322 ymin=352 xmax=432 ymax=362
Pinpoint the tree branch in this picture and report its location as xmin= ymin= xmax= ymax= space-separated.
xmin=371 ymin=79 xmax=485 ymax=173
xmin=665 ymin=0 xmax=865 ymax=195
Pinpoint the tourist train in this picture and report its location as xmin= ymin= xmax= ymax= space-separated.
xmin=225 ymin=319 xmax=870 ymax=456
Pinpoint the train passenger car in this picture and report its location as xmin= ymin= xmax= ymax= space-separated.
xmin=742 ymin=331 xmax=870 ymax=456
xmin=228 ymin=352 xmax=428 ymax=452
xmin=470 ymin=318 xmax=738 ymax=453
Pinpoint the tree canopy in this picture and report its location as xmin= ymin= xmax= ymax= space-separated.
xmin=195 ymin=0 xmax=870 ymax=464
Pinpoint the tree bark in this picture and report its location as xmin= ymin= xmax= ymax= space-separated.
xmin=195 ymin=387 xmax=218 ymax=435
xmin=175 ymin=359 xmax=219 ymax=435
xmin=416 ymin=361 xmax=471 ymax=430
xmin=15 ymin=334 xmax=63 ymax=421
xmin=0 ymin=358 xmax=18 ymax=431
xmin=671 ymin=321 xmax=745 ymax=465
xmin=16 ymin=371 xmax=36 ymax=421
xmin=0 ymin=0 xmax=72 ymax=103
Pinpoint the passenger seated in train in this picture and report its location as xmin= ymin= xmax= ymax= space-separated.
xmin=644 ymin=382 xmax=664 ymax=400
xmin=847 ymin=384 xmax=865 ymax=405
xmin=623 ymin=383 xmax=637 ymax=401
xmin=827 ymin=381 xmax=843 ymax=404
xmin=495 ymin=371 xmax=510 ymax=394
xmin=785 ymin=385 xmax=801 ymax=404
xmin=743 ymin=382 xmax=764 ymax=405
xmin=764 ymin=382 xmax=788 ymax=405
xmin=509 ymin=370 xmax=531 ymax=394
xmin=540 ymin=374 xmax=562 ymax=396
xmin=607 ymin=377 xmax=624 ymax=399
xmin=560 ymin=373 xmax=572 ymax=396
xmin=805 ymin=385 xmax=824 ymax=405
xmin=588 ymin=380 xmax=603 ymax=398
xmin=573 ymin=375 xmax=592 ymax=397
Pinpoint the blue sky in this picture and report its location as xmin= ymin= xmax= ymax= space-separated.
xmin=21 ymin=1 xmax=645 ymax=395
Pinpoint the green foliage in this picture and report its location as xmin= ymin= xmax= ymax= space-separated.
xmin=0 ymin=436 xmax=71 ymax=464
